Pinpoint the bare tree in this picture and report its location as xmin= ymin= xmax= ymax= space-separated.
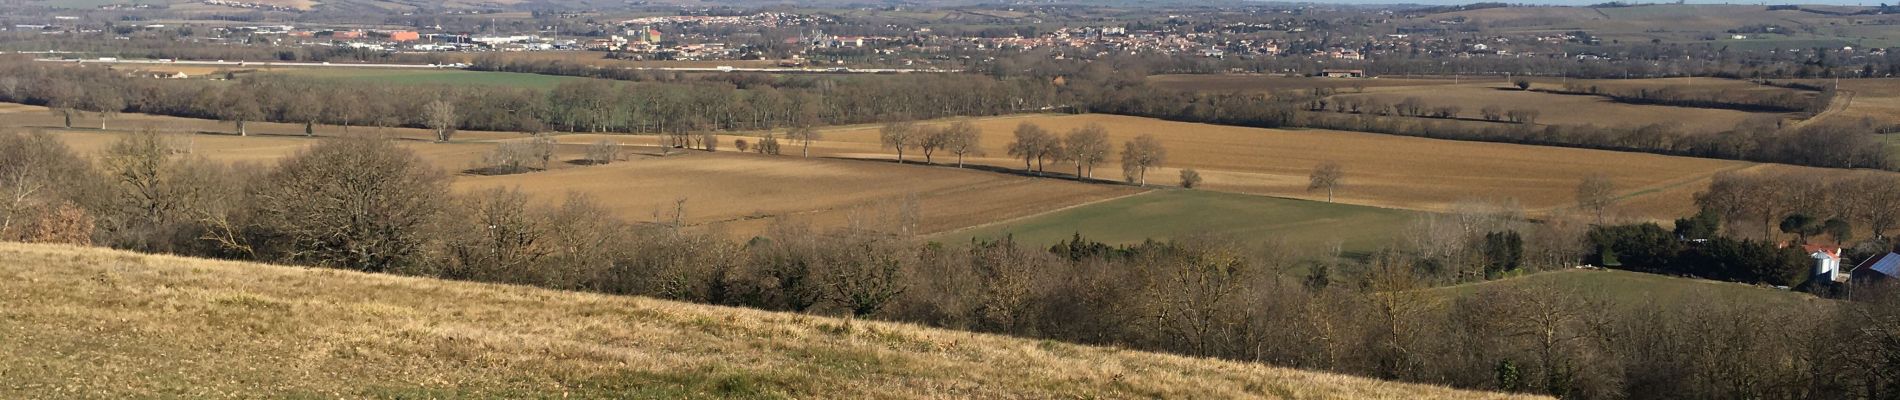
xmin=1308 ymin=162 xmax=1345 ymax=202
xmin=785 ymin=125 xmax=820 ymax=157
xmin=1576 ymin=174 xmax=1617 ymax=223
xmin=249 ymin=136 xmax=449 ymax=272
xmin=218 ymin=89 xmax=263 ymax=137
xmin=917 ymin=126 xmax=949 ymax=164
xmin=1007 ymin=122 xmax=1052 ymax=174
xmin=1481 ymin=105 xmax=1505 ymax=122
xmin=943 ymin=121 xmax=982 ymax=168
xmin=45 ymin=82 xmax=83 ymax=129
xmin=425 ymin=99 xmax=457 ymax=143
xmin=282 ymin=93 xmax=324 ymax=137
xmin=1062 ymin=123 xmax=1112 ymax=180
xmin=1120 ymin=134 xmax=1167 ymax=186
xmin=87 ymin=89 xmax=124 ymax=131
xmin=880 ymin=121 xmax=918 ymax=164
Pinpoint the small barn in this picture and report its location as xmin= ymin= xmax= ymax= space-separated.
xmin=1852 ymin=252 xmax=1900 ymax=283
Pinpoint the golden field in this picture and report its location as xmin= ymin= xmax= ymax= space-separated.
xmin=10 ymin=102 xmax=1878 ymax=224
xmin=452 ymin=151 xmax=1140 ymax=236
xmin=0 ymin=242 xmax=1542 ymax=399
xmin=803 ymin=113 xmax=1754 ymax=220
xmin=2 ymin=106 xmax=1135 ymax=237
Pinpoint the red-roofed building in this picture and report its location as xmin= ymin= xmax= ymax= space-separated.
xmin=388 ymin=31 xmax=419 ymax=42
xmin=1808 ymin=245 xmax=1845 ymax=283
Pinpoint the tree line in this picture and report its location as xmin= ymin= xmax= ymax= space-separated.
xmin=1078 ymin=84 xmax=1891 ymax=171
xmin=0 ymin=58 xmax=1061 ymax=136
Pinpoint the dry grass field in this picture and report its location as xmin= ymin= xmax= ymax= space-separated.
xmin=2 ymin=108 xmax=1137 ymax=238
xmin=0 ymin=242 xmax=1542 ymax=399
xmin=1829 ymin=79 xmax=1900 ymax=127
xmin=454 ymin=152 xmax=1140 ymax=236
xmin=802 ymin=113 xmax=1750 ymax=220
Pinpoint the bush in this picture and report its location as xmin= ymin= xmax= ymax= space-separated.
xmin=585 ymin=140 xmax=620 ymax=165
xmin=249 ymin=136 xmax=449 ymax=272
xmin=1180 ymin=169 xmax=1203 ymax=189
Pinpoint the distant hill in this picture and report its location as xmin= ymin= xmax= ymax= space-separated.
xmin=0 ymin=243 xmax=1540 ymax=399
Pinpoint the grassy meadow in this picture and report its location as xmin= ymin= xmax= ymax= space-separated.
xmin=939 ymin=190 xmax=1417 ymax=256
xmin=0 ymin=242 xmax=1543 ymax=399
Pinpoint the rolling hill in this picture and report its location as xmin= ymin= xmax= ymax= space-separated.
xmin=0 ymin=242 xmax=1541 ymax=399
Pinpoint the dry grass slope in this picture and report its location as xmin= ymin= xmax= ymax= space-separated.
xmin=0 ymin=243 xmax=1541 ymax=399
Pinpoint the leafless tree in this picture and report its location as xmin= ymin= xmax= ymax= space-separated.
xmin=250 ymin=135 xmax=449 ymax=272
xmin=880 ymin=121 xmax=918 ymax=163
xmin=1062 ymin=123 xmax=1112 ymax=180
xmin=1308 ymin=162 xmax=1345 ymax=202
xmin=218 ymin=89 xmax=263 ymax=137
xmin=943 ymin=121 xmax=982 ymax=168
xmin=1576 ymin=174 xmax=1617 ymax=223
xmin=1120 ymin=134 xmax=1167 ymax=186
xmin=917 ymin=126 xmax=949 ymax=164
xmin=1008 ymin=122 xmax=1053 ymax=173
xmin=425 ymin=99 xmax=457 ymax=143
xmin=785 ymin=125 xmax=820 ymax=157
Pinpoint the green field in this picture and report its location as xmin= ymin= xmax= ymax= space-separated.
xmin=937 ymin=190 xmax=1419 ymax=255
xmin=263 ymin=68 xmax=586 ymax=90
xmin=1425 ymin=268 xmax=1823 ymax=309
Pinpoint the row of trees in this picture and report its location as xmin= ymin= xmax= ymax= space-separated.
xmin=1696 ymin=168 xmax=1900 ymax=243
xmin=993 ymin=122 xmax=1169 ymax=184
xmin=0 ymin=58 xmax=1061 ymax=138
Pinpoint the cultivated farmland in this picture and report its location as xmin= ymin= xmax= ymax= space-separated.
xmin=804 ymin=113 xmax=1751 ymax=220
xmin=454 ymin=152 xmax=1141 ymax=237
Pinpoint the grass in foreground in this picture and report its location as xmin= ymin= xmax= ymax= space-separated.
xmin=938 ymin=189 xmax=1418 ymax=256
xmin=0 ymin=242 xmax=1537 ymax=399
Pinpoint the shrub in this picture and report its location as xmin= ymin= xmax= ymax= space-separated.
xmin=1180 ymin=169 xmax=1203 ymax=189
xmin=585 ymin=140 xmax=620 ymax=165
xmin=249 ymin=136 xmax=449 ymax=272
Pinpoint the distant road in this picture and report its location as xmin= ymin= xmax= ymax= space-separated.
xmin=31 ymin=57 xmax=957 ymax=74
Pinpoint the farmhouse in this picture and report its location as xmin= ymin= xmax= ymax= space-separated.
xmin=1808 ymin=250 xmax=1900 ymax=296
xmin=1318 ymin=69 xmax=1366 ymax=78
